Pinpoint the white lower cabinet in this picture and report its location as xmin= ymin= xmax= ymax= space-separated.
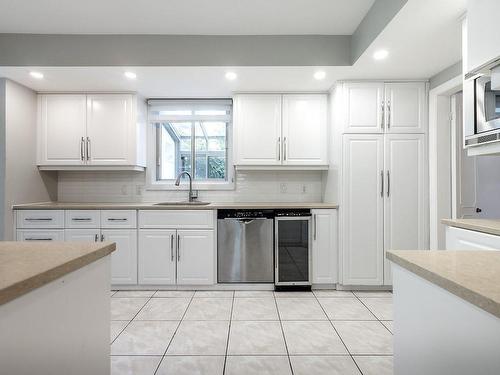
xmin=445 ymin=226 xmax=500 ymax=250
xmin=102 ymin=229 xmax=138 ymax=285
xmin=16 ymin=229 xmax=65 ymax=242
xmin=311 ymin=209 xmax=338 ymax=284
xmin=65 ymin=229 xmax=99 ymax=242
xmin=176 ymin=230 xmax=214 ymax=285
xmin=138 ymin=229 xmax=214 ymax=286
xmin=138 ymin=230 xmax=176 ymax=285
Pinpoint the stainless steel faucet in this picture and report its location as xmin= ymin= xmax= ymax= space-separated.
xmin=175 ymin=171 xmax=198 ymax=202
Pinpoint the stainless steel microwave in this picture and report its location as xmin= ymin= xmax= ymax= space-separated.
xmin=464 ymin=74 xmax=500 ymax=146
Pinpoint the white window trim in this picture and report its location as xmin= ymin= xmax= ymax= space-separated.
xmin=145 ymin=102 xmax=235 ymax=191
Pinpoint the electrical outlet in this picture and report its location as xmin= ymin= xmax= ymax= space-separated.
xmin=120 ymin=185 xmax=128 ymax=195
xmin=280 ymin=183 xmax=288 ymax=193
xmin=302 ymin=184 xmax=307 ymax=194
xmin=136 ymin=185 xmax=143 ymax=196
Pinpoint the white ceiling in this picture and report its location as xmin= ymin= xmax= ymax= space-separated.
xmin=0 ymin=0 xmax=374 ymax=35
xmin=0 ymin=0 xmax=466 ymax=97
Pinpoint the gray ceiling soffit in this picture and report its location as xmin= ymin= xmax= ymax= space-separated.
xmin=351 ymin=0 xmax=408 ymax=64
xmin=429 ymin=61 xmax=462 ymax=90
xmin=0 ymin=34 xmax=351 ymax=67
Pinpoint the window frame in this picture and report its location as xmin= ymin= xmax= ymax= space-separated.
xmin=146 ymin=99 xmax=235 ymax=191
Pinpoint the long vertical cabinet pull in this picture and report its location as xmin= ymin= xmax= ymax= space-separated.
xmin=80 ymin=137 xmax=85 ymax=161
xmin=380 ymin=171 xmax=384 ymax=197
xmin=86 ymin=137 xmax=91 ymax=161
xmin=313 ymin=214 xmax=317 ymax=241
xmin=283 ymin=137 xmax=287 ymax=161
xmin=277 ymin=137 xmax=281 ymax=161
xmin=177 ymin=234 xmax=181 ymax=261
xmin=387 ymin=171 xmax=390 ymax=197
xmin=381 ymin=101 xmax=385 ymax=129
xmin=170 ymin=234 xmax=174 ymax=261
xmin=387 ymin=100 xmax=391 ymax=129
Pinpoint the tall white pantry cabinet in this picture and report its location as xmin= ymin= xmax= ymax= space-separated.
xmin=341 ymin=82 xmax=428 ymax=286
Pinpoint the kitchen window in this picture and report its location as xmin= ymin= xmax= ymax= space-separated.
xmin=147 ymin=99 xmax=234 ymax=190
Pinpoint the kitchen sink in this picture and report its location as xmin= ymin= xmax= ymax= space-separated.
xmin=153 ymin=201 xmax=210 ymax=206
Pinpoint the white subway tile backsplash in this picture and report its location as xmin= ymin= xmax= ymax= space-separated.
xmin=58 ymin=170 xmax=323 ymax=203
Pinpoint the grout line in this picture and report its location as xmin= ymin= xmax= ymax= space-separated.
xmin=153 ymin=292 xmax=195 ymax=375
xmin=110 ymin=292 xmax=155 ymax=346
xmin=313 ymin=293 xmax=364 ymax=375
xmin=222 ymin=291 xmax=235 ymax=375
xmin=273 ymin=294 xmax=295 ymax=375
xmin=353 ymin=294 xmax=393 ymax=335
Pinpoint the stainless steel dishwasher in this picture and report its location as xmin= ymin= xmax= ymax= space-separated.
xmin=217 ymin=209 xmax=274 ymax=283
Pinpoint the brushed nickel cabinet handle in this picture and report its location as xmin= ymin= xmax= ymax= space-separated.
xmin=387 ymin=100 xmax=391 ymax=129
xmin=86 ymin=137 xmax=91 ymax=161
xmin=170 ymin=234 xmax=174 ymax=261
xmin=80 ymin=137 xmax=85 ymax=161
xmin=387 ymin=170 xmax=390 ymax=197
xmin=100 ymin=234 xmax=104 ymax=242
xmin=94 ymin=234 xmax=99 ymax=242
xmin=25 ymin=238 xmax=53 ymax=241
xmin=381 ymin=100 xmax=385 ymax=129
xmin=26 ymin=218 xmax=52 ymax=221
xmin=277 ymin=137 xmax=281 ymax=161
xmin=177 ymin=234 xmax=180 ymax=261
xmin=283 ymin=137 xmax=287 ymax=161
xmin=72 ymin=218 xmax=92 ymax=221
xmin=313 ymin=214 xmax=317 ymax=241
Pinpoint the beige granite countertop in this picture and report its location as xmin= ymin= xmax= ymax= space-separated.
xmin=12 ymin=201 xmax=339 ymax=210
xmin=0 ymin=242 xmax=115 ymax=306
xmin=442 ymin=218 xmax=500 ymax=236
xmin=387 ymin=250 xmax=500 ymax=319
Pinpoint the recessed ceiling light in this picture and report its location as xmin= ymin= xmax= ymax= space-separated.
xmin=124 ymin=71 xmax=137 ymax=79
xmin=314 ymin=71 xmax=326 ymax=80
xmin=29 ymin=71 xmax=44 ymax=79
xmin=225 ymin=72 xmax=237 ymax=81
xmin=373 ymin=49 xmax=389 ymax=60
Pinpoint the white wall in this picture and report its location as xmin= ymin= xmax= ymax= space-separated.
xmin=2 ymin=80 xmax=57 ymax=239
xmin=476 ymin=156 xmax=500 ymax=218
xmin=466 ymin=0 xmax=500 ymax=71
xmin=58 ymin=170 xmax=323 ymax=203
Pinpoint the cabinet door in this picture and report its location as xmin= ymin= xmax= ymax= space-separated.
xmin=344 ymin=83 xmax=384 ymax=134
xmin=282 ymin=94 xmax=328 ymax=165
xmin=86 ymin=94 xmax=133 ymax=165
xmin=138 ymin=230 xmax=176 ymax=285
xmin=234 ymin=94 xmax=282 ymax=165
xmin=102 ymin=229 xmax=137 ymax=285
xmin=385 ymin=82 xmax=426 ymax=133
xmin=65 ymin=229 xmax=100 ymax=242
xmin=312 ymin=209 xmax=338 ymax=284
xmin=384 ymin=134 xmax=427 ymax=285
xmin=38 ymin=94 xmax=87 ymax=165
xmin=342 ymin=135 xmax=384 ymax=285
xmin=176 ymin=230 xmax=214 ymax=285
xmin=446 ymin=226 xmax=500 ymax=251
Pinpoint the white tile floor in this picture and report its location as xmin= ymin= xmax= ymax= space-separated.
xmin=110 ymin=290 xmax=393 ymax=375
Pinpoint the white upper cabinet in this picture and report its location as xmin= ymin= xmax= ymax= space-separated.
xmin=343 ymin=82 xmax=427 ymax=134
xmin=385 ymin=83 xmax=426 ymax=133
xmin=38 ymin=95 xmax=87 ymax=165
xmin=282 ymin=94 xmax=328 ymax=166
xmin=234 ymin=94 xmax=282 ymax=165
xmin=344 ymin=83 xmax=385 ymax=134
xmin=37 ymin=93 xmax=146 ymax=170
xmin=86 ymin=94 xmax=133 ymax=165
xmin=234 ymin=93 xmax=328 ymax=168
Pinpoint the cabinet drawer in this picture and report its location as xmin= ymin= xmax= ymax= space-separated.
xmin=139 ymin=210 xmax=214 ymax=229
xmin=16 ymin=210 xmax=64 ymax=229
xmin=65 ymin=210 xmax=100 ymax=228
xmin=101 ymin=210 xmax=137 ymax=229
xmin=16 ymin=229 xmax=65 ymax=242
